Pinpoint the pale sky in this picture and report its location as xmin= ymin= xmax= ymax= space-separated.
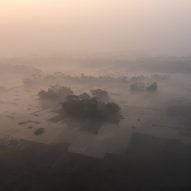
xmin=0 ymin=0 xmax=191 ymax=57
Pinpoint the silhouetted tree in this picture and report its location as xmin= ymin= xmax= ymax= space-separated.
xmin=146 ymin=82 xmax=158 ymax=92
xmin=50 ymin=90 xmax=122 ymax=133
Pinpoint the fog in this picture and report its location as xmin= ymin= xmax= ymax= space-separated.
xmin=1 ymin=57 xmax=191 ymax=191
xmin=1 ymin=0 xmax=191 ymax=57
xmin=1 ymin=58 xmax=191 ymax=157
xmin=1 ymin=1 xmax=191 ymax=190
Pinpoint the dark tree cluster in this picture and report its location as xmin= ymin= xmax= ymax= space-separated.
xmin=130 ymin=82 xmax=158 ymax=93
xmin=38 ymin=86 xmax=73 ymax=109
xmin=50 ymin=89 xmax=122 ymax=133
xmin=130 ymin=82 xmax=145 ymax=92
xmin=90 ymin=89 xmax=110 ymax=103
xmin=24 ymin=73 xmax=129 ymax=89
xmin=146 ymin=82 xmax=158 ymax=92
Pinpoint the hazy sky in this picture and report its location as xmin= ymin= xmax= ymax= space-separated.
xmin=0 ymin=0 xmax=191 ymax=57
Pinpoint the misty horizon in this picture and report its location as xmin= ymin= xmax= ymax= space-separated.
xmin=1 ymin=0 xmax=191 ymax=57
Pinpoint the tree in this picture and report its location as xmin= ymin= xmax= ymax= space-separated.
xmin=146 ymin=82 xmax=158 ymax=92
